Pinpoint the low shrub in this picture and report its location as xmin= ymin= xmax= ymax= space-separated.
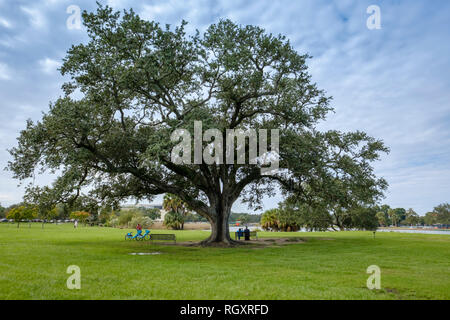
xmin=129 ymin=216 xmax=153 ymax=229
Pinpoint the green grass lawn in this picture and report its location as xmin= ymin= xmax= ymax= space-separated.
xmin=0 ymin=223 xmax=448 ymax=300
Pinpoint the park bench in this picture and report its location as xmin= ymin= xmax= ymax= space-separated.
xmin=150 ymin=233 xmax=176 ymax=243
xmin=234 ymin=231 xmax=258 ymax=240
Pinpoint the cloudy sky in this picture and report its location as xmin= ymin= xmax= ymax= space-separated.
xmin=0 ymin=0 xmax=449 ymax=214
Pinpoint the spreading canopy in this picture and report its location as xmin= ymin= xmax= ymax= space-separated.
xmin=7 ymin=5 xmax=388 ymax=244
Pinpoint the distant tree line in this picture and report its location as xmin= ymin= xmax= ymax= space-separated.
xmin=2 ymin=199 xmax=447 ymax=231
xmin=261 ymin=200 xmax=378 ymax=232
xmin=374 ymin=203 xmax=449 ymax=227
xmin=260 ymin=200 xmax=450 ymax=232
xmin=420 ymin=203 xmax=449 ymax=226
xmin=0 ymin=196 xmax=100 ymax=228
xmin=230 ymin=213 xmax=262 ymax=224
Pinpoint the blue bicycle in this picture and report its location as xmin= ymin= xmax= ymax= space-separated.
xmin=125 ymin=229 xmax=150 ymax=241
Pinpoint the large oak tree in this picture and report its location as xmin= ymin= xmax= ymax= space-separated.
xmin=7 ymin=5 xmax=388 ymax=245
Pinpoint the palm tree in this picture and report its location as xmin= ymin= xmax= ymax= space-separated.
xmin=388 ymin=209 xmax=398 ymax=227
xmin=162 ymin=194 xmax=190 ymax=230
xmin=163 ymin=210 xmax=184 ymax=230
xmin=261 ymin=209 xmax=279 ymax=231
xmin=376 ymin=211 xmax=387 ymax=227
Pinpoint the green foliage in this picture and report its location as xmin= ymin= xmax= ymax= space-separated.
xmin=0 ymin=203 xmax=5 ymax=218
xmin=433 ymin=203 xmax=450 ymax=225
xmin=70 ymin=196 xmax=101 ymax=215
xmin=39 ymin=207 xmax=58 ymax=228
xmin=296 ymin=204 xmax=333 ymax=231
xmin=117 ymin=210 xmax=135 ymax=227
xmin=163 ymin=194 xmax=190 ymax=215
xmin=373 ymin=204 xmax=447 ymax=227
xmin=129 ymin=215 xmax=153 ymax=229
xmin=262 ymin=197 xmax=379 ymax=231
xmin=394 ymin=208 xmax=407 ymax=224
xmin=185 ymin=212 xmax=208 ymax=222
xmin=42 ymin=208 xmax=58 ymax=223
xmin=163 ymin=210 xmax=185 ymax=230
xmin=376 ymin=211 xmax=387 ymax=227
xmin=260 ymin=205 xmax=302 ymax=232
xmin=163 ymin=194 xmax=190 ymax=229
xmin=55 ymin=203 xmax=70 ymax=219
xmin=70 ymin=211 xmax=91 ymax=224
xmin=230 ymin=213 xmax=261 ymax=224
xmin=326 ymin=206 xmax=378 ymax=231
xmin=105 ymin=216 xmax=119 ymax=228
xmin=404 ymin=208 xmax=420 ymax=226
xmin=422 ymin=203 xmax=450 ymax=226
xmin=6 ymin=205 xmax=37 ymax=227
xmin=346 ymin=207 xmax=378 ymax=231
xmin=141 ymin=208 xmax=161 ymax=220
xmin=374 ymin=204 xmax=391 ymax=226
xmin=110 ymin=209 xmax=157 ymax=228
xmin=98 ymin=210 xmax=114 ymax=224
xmin=388 ymin=209 xmax=400 ymax=227
xmin=424 ymin=212 xmax=437 ymax=226
xmin=23 ymin=186 xmax=58 ymax=224
xmin=260 ymin=209 xmax=280 ymax=231
xmin=237 ymin=215 xmax=249 ymax=226
xmin=277 ymin=213 xmax=301 ymax=232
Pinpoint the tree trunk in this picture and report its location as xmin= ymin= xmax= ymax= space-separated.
xmin=201 ymin=203 xmax=237 ymax=246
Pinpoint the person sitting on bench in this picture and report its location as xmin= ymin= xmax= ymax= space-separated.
xmin=244 ymin=227 xmax=250 ymax=241
xmin=237 ymin=228 xmax=243 ymax=240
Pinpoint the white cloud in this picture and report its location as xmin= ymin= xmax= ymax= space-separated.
xmin=38 ymin=57 xmax=61 ymax=74
xmin=21 ymin=6 xmax=46 ymax=29
xmin=107 ymin=0 xmax=133 ymax=9
xmin=0 ymin=62 xmax=11 ymax=80
xmin=0 ymin=16 xmax=12 ymax=28
xmin=43 ymin=0 xmax=66 ymax=6
xmin=140 ymin=0 xmax=215 ymax=32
